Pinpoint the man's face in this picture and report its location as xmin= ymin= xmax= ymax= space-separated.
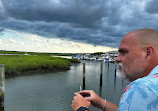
xmin=115 ymin=34 xmax=147 ymax=81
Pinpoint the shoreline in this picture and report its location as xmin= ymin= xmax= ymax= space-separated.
xmin=5 ymin=68 xmax=70 ymax=78
xmin=5 ymin=66 xmax=70 ymax=78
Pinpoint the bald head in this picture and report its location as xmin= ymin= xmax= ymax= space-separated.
xmin=125 ymin=28 xmax=158 ymax=53
xmin=116 ymin=29 xmax=158 ymax=81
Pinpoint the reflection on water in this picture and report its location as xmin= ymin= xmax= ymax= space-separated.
xmin=5 ymin=60 xmax=130 ymax=111
xmin=0 ymin=64 xmax=4 ymax=111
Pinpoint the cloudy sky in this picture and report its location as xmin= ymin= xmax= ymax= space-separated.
xmin=0 ymin=0 xmax=158 ymax=53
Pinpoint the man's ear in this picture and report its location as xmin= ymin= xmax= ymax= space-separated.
xmin=145 ymin=46 xmax=154 ymax=58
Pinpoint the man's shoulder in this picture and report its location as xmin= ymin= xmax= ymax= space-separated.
xmin=120 ymin=75 xmax=158 ymax=102
xmin=131 ymin=74 xmax=158 ymax=95
xmin=118 ymin=75 xmax=158 ymax=111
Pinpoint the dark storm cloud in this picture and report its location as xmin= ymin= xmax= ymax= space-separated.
xmin=2 ymin=0 xmax=107 ymax=27
xmin=0 ymin=13 xmax=7 ymax=21
xmin=0 ymin=4 xmax=8 ymax=21
xmin=0 ymin=28 xmax=4 ymax=35
xmin=0 ymin=0 xmax=158 ymax=48
xmin=145 ymin=0 xmax=158 ymax=14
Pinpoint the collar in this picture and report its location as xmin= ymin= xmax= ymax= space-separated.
xmin=148 ymin=65 xmax=158 ymax=77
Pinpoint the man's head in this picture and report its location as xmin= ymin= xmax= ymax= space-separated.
xmin=115 ymin=28 xmax=158 ymax=81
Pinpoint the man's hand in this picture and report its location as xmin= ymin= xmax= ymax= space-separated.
xmin=78 ymin=90 xmax=105 ymax=109
xmin=71 ymin=92 xmax=91 ymax=111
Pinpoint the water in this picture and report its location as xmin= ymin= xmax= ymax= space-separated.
xmin=5 ymin=60 xmax=129 ymax=111
xmin=0 ymin=64 xmax=4 ymax=111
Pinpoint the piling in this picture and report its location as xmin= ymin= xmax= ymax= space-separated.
xmin=114 ymin=62 xmax=117 ymax=82
xmin=82 ymin=63 xmax=85 ymax=90
xmin=107 ymin=62 xmax=110 ymax=76
xmin=0 ymin=64 xmax=4 ymax=111
xmin=100 ymin=62 xmax=103 ymax=87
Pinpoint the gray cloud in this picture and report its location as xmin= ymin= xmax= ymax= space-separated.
xmin=0 ymin=0 xmax=158 ymax=48
xmin=0 ymin=14 xmax=6 ymax=21
xmin=145 ymin=0 xmax=158 ymax=14
xmin=0 ymin=6 xmax=8 ymax=21
xmin=0 ymin=28 xmax=4 ymax=35
xmin=2 ymin=0 xmax=107 ymax=27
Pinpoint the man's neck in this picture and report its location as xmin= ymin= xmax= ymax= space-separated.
xmin=143 ymin=63 xmax=158 ymax=77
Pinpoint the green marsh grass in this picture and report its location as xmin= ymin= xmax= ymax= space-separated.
xmin=0 ymin=55 xmax=78 ymax=76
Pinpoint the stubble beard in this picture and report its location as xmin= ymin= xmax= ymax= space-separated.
xmin=116 ymin=63 xmax=127 ymax=80
xmin=116 ymin=58 xmax=145 ymax=81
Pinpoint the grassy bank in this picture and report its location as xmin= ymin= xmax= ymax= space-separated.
xmin=0 ymin=55 xmax=79 ymax=77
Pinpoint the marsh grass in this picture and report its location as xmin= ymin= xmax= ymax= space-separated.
xmin=0 ymin=55 xmax=77 ymax=76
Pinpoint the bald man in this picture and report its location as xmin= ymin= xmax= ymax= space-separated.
xmin=72 ymin=29 xmax=158 ymax=111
